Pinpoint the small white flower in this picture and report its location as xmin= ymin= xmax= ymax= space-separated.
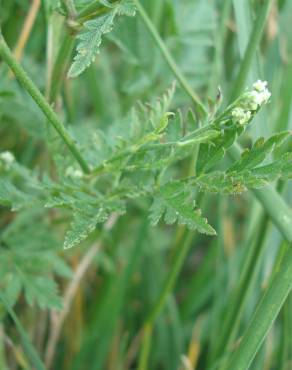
xmin=65 ymin=166 xmax=83 ymax=179
xmin=261 ymin=89 xmax=271 ymax=104
xmin=245 ymin=83 xmax=271 ymax=111
xmin=253 ymin=80 xmax=268 ymax=92
xmin=0 ymin=151 xmax=15 ymax=168
xmin=231 ymin=107 xmax=251 ymax=125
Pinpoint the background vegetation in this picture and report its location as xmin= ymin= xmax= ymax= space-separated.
xmin=0 ymin=0 xmax=291 ymax=369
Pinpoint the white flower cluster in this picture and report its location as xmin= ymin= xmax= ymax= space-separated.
xmin=0 ymin=151 xmax=15 ymax=169
xmin=231 ymin=107 xmax=251 ymax=126
xmin=231 ymin=80 xmax=271 ymax=126
xmin=248 ymin=80 xmax=271 ymax=110
xmin=65 ymin=166 xmax=83 ymax=179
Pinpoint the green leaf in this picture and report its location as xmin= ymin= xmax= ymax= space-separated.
xmin=149 ymin=181 xmax=216 ymax=235
xmin=196 ymin=126 xmax=241 ymax=174
xmin=228 ymin=132 xmax=291 ymax=173
xmin=0 ymin=209 xmax=67 ymax=310
xmin=68 ymin=11 xmax=116 ymax=78
xmin=23 ymin=276 xmax=62 ymax=310
xmin=117 ymin=0 xmax=136 ymax=16
xmin=64 ymin=207 xmax=109 ymax=249
xmin=251 ymin=152 xmax=292 ymax=180
xmin=0 ymin=177 xmax=41 ymax=211
xmin=68 ymin=0 xmax=136 ymax=78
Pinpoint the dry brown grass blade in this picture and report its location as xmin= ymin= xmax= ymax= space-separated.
xmin=44 ymin=214 xmax=118 ymax=369
xmin=14 ymin=0 xmax=41 ymax=61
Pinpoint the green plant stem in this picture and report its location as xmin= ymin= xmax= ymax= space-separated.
xmin=230 ymin=0 xmax=273 ymax=99
xmin=279 ymin=295 xmax=291 ymax=370
xmin=138 ymin=230 xmax=194 ymax=370
xmin=48 ymin=32 xmax=75 ymax=103
xmin=134 ymin=0 xmax=207 ymax=117
xmin=214 ymin=214 xmax=269 ymax=366
xmin=252 ymin=187 xmax=292 ymax=242
xmin=0 ymin=294 xmax=47 ymax=370
xmin=0 ymin=33 xmax=90 ymax=174
xmin=207 ymin=0 xmax=232 ymax=96
xmin=222 ymin=143 xmax=292 ymax=369
xmin=224 ymin=246 xmax=292 ymax=370
xmin=91 ymin=124 xmax=217 ymax=176
xmin=77 ymin=0 xmax=119 ymax=22
xmin=128 ymin=8 xmax=292 ymax=367
xmin=62 ymin=0 xmax=77 ymax=19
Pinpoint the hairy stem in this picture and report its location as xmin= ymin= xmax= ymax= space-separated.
xmin=0 ymin=33 xmax=90 ymax=174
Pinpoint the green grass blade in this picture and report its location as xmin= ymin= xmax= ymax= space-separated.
xmin=134 ymin=0 xmax=207 ymax=117
xmin=225 ymin=246 xmax=292 ymax=370
xmin=0 ymin=294 xmax=47 ymax=370
xmin=230 ymin=0 xmax=273 ymax=99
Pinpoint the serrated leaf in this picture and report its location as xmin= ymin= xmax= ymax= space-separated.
xmin=63 ymin=199 xmax=126 ymax=249
xmin=64 ymin=207 xmax=108 ymax=249
xmin=149 ymin=181 xmax=216 ymax=235
xmin=23 ymin=276 xmax=63 ymax=310
xmin=117 ymin=0 xmax=136 ymax=16
xmin=228 ymin=132 xmax=291 ymax=173
xmin=68 ymin=11 xmax=116 ymax=78
xmin=192 ymin=171 xmax=267 ymax=194
xmin=68 ymin=0 xmax=136 ymax=78
xmin=250 ymin=152 xmax=292 ymax=181
xmin=0 ymin=209 xmax=66 ymax=310
xmin=196 ymin=126 xmax=240 ymax=174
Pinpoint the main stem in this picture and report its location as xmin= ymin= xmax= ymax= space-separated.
xmin=0 ymin=33 xmax=90 ymax=174
xmin=134 ymin=0 xmax=207 ymax=117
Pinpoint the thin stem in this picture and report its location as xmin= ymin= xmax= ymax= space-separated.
xmin=214 ymin=214 xmax=269 ymax=366
xmin=0 ymin=33 xmax=90 ymax=174
xmin=0 ymin=294 xmax=47 ymax=370
xmin=77 ymin=0 xmax=119 ymax=22
xmin=48 ymin=32 xmax=75 ymax=103
xmin=279 ymin=295 xmax=291 ymax=370
xmin=230 ymin=0 xmax=273 ymax=99
xmin=62 ymin=0 xmax=77 ymax=19
xmin=207 ymin=0 xmax=232 ymax=96
xmin=137 ymin=324 xmax=153 ymax=370
xmin=91 ymin=124 xmax=216 ymax=176
xmin=225 ymin=246 xmax=292 ymax=370
xmin=134 ymin=0 xmax=207 ymax=117
xmin=138 ymin=231 xmax=194 ymax=370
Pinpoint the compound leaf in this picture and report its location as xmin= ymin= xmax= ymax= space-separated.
xmin=68 ymin=0 xmax=136 ymax=78
xmin=149 ymin=181 xmax=216 ymax=235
